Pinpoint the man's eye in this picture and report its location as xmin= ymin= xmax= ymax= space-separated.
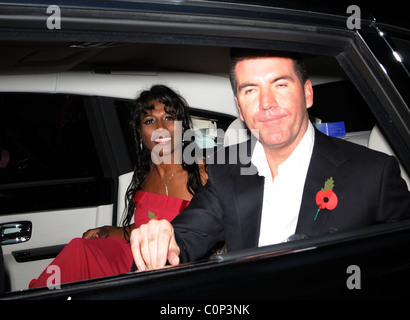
xmin=276 ymin=82 xmax=288 ymax=88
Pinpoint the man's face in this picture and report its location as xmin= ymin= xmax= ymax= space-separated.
xmin=234 ymin=57 xmax=313 ymax=154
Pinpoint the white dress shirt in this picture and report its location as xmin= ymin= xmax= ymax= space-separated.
xmin=252 ymin=121 xmax=315 ymax=247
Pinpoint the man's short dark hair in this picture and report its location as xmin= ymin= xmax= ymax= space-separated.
xmin=229 ymin=48 xmax=309 ymax=95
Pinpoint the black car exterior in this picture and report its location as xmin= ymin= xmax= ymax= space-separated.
xmin=0 ymin=0 xmax=409 ymax=301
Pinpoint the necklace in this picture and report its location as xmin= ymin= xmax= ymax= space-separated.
xmin=154 ymin=166 xmax=179 ymax=196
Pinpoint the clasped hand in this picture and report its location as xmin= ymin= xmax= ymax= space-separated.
xmin=130 ymin=219 xmax=181 ymax=271
xmin=83 ymin=225 xmax=114 ymax=239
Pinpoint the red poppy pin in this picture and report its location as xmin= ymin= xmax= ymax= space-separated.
xmin=314 ymin=177 xmax=338 ymax=220
xmin=148 ymin=210 xmax=159 ymax=220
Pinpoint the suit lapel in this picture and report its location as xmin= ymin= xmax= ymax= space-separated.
xmin=296 ymin=129 xmax=348 ymax=237
xmin=234 ymin=138 xmax=264 ymax=249
xmin=232 ymin=130 xmax=350 ymax=245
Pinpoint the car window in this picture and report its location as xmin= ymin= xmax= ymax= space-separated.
xmin=0 ymin=93 xmax=102 ymax=183
xmin=308 ymin=80 xmax=376 ymax=138
xmin=0 ymin=93 xmax=105 ymax=215
xmin=309 ymin=80 xmax=376 ymax=133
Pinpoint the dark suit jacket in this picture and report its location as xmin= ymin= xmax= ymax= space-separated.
xmin=173 ymin=129 xmax=410 ymax=263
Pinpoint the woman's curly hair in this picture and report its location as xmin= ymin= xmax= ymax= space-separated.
xmin=122 ymin=85 xmax=203 ymax=240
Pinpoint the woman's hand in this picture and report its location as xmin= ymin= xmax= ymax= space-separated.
xmin=82 ymin=226 xmax=120 ymax=239
xmin=82 ymin=224 xmax=135 ymax=239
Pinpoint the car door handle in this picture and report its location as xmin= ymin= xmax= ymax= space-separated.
xmin=0 ymin=221 xmax=32 ymax=245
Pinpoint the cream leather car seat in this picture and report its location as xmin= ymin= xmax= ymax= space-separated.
xmin=368 ymin=125 xmax=410 ymax=190
xmin=223 ymin=118 xmax=250 ymax=146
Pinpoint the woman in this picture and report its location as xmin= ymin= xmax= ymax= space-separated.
xmin=30 ymin=85 xmax=206 ymax=288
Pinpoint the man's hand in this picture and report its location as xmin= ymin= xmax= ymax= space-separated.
xmin=130 ymin=219 xmax=180 ymax=271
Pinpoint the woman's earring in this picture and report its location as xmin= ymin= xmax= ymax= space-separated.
xmin=140 ymin=140 xmax=143 ymax=150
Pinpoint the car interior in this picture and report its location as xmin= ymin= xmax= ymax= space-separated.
xmin=0 ymin=41 xmax=409 ymax=293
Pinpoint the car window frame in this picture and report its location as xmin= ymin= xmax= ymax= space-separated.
xmin=0 ymin=1 xmax=409 ymax=299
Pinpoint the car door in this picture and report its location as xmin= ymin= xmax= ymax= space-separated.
xmin=0 ymin=93 xmax=130 ymax=291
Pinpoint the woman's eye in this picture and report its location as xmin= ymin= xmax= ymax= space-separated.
xmin=165 ymin=115 xmax=175 ymax=121
xmin=143 ymin=118 xmax=154 ymax=125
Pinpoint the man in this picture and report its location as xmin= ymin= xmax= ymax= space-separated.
xmin=131 ymin=49 xmax=410 ymax=271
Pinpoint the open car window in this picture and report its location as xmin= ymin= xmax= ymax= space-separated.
xmin=0 ymin=0 xmax=409 ymax=300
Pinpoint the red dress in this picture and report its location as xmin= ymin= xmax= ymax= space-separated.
xmin=29 ymin=190 xmax=190 ymax=288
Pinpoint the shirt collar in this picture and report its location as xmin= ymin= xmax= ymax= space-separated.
xmin=251 ymin=121 xmax=315 ymax=181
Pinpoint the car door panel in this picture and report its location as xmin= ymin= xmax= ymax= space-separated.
xmin=116 ymin=172 xmax=134 ymax=226
xmin=0 ymin=93 xmax=123 ymax=292
xmin=0 ymin=204 xmax=113 ymax=291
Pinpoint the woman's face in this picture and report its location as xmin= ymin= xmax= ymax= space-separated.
xmin=139 ymin=99 xmax=182 ymax=163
